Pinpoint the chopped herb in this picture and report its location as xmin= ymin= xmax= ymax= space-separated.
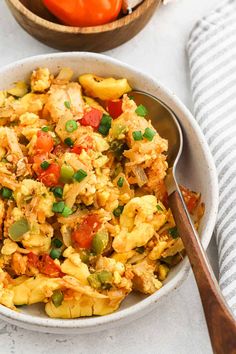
xmin=73 ymin=169 xmax=87 ymax=182
xmin=132 ymin=131 xmax=143 ymax=141
xmin=156 ymin=204 xmax=164 ymax=212
xmin=169 ymin=227 xmax=179 ymax=239
xmin=117 ymin=177 xmax=124 ymax=188
xmin=51 ymin=186 xmax=63 ymax=199
xmin=50 ymin=248 xmax=62 ymax=259
xmin=136 ymin=246 xmax=145 ymax=254
xmin=98 ymin=114 xmax=112 ymax=136
xmin=41 ymin=126 xmax=49 ymax=132
xmin=52 ymin=238 xmax=63 ymax=248
xmin=135 ymin=104 xmax=148 ymax=117
xmin=110 ymin=140 xmax=128 ymax=160
xmin=1 ymin=187 xmax=12 ymax=199
xmin=65 ymin=120 xmax=78 ymax=133
xmin=143 ymin=127 xmax=156 ymax=141
xmin=64 ymin=101 xmax=71 ymax=109
xmin=61 ymin=205 xmax=73 ymax=218
xmin=64 ymin=137 xmax=74 ymax=147
xmin=40 ymin=161 xmax=50 ymax=170
xmin=52 ymin=201 xmax=65 ymax=213
xmin=113 ymin=205 xmax=124 ymax=217
xmin=128 ymin=95 xmax=135 ymax=100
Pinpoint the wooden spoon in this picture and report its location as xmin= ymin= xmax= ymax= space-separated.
xmin=132 ymin=90 xmax=236 ymax=354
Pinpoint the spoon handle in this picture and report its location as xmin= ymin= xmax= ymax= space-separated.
xmin=168 ymin=190 xmax=236 ymax=354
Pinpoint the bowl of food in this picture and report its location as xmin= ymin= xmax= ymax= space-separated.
xmin=0 ymin=52 xmax=218 ymax=334
xmin=6 ymin=0 xmax=160 ymax=52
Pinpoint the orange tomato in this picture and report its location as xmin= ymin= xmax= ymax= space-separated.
xmin=36 ymin=131 xmax=54 ymax=154
xmin=38 ymin=163 xmax=61 ymax=187
xmin=72 ymin=214 xmax=101 ymax=249
xmin=43 ymin=0 xmax=122 ymax=27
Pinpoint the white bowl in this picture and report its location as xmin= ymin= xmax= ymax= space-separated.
xmin=0 ymin=52 xmax=218 ymax=334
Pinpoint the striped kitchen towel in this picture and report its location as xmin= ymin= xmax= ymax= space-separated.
xmin=187 ymin=0 xmax=236 ymax=316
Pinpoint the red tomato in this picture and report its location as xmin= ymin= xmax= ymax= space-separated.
xmin=38 ymin=163 xmax=61 ymax=187
xmin=71 ymin=146 xmax=83 ymax=155
xmin=39 ymin=254 xmax=64 ymax=278
xmin=72 ymin=214 xmax=101 ymax=249
xmin=80 ymin=108 xmax=103 ymax=129
xmin=36 ymin=131 xmax=54 ymax=154
xmin=27 ymin=252 xmax=39 ymax=268
xmin=106 ymin=99 xmax=123 ymax=118
xmin=43 ymin=0 xmax=122 ymax=27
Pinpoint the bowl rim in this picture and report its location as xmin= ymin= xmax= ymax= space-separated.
xmin=7 ymin=0 xmax=159 ymax=34
xmin=0 ymin=52 xmax=219 ymax=331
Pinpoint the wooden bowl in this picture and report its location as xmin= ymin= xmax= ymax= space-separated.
xmin=6 ymin=0 xmax=161 ymax=52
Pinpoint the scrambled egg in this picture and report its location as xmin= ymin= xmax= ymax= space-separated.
xmin=0 ymin=68 xmax=204 ymax=319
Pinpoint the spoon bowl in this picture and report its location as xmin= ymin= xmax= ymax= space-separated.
xmin=132 ymin=90 xmax=236 ymax=354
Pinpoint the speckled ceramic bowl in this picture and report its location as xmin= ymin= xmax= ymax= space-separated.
xmin=0 ymin=53 xmax=218 ymax=334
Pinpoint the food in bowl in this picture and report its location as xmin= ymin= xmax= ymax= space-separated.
xmin=0 ymin=67 xmax=204 ymax=318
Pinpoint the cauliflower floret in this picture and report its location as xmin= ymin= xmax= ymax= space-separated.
xmin=31 ymin=68 xmax=52 ymax=92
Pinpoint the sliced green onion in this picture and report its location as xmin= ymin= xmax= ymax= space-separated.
xmin=64 ymin=137 xmax=74 ymax=147
xmin=73 ymin=169 xmax=87 ymax=182
xmin=40 ymin=161 xmax=50 ymax=170
xmin=61 ymin=205 xmax=73 ymax=218
xmin=9 ymin=218 xmax=30 ymax=241
xmin=87 ymin=274 xmax=101 ymax=289
xmin=168 ymin=227 xmax=179 ymax=239
xmin=110 ymin=140 xmax=127 ymax=160
xmin=51 ymin=290 xmax=64 ymax=307
xmin=136 ymin=246 xmax=145 ymax=254
xmin=64 ymin=101 xmax=71 ymax=109
xmin=92 ymin=231 xmax=109 ymax=255
xmin=52 ymin=186 xmax=63 ymax=199
xmin=41 ymin=126 xmax=49 ymax=132
xmin=52 ymin=201 xmax=65 ymax=213
xmin=143 ymin=127 xmax=156 ymax=141
xmin=1 ymin=187 xmax=12 ymax=199
xmin=113 ymin=205 xmax=124 ymax=217
xmin=132 ymin=131 xmax=143 ymax=141
xmin=156 ymin=204 xmax=164 ymax=212
xmin=98 ymin=114 xmax=112 ymax=136
xmin=117 ymin=177 xmax=124 ymax=188
xmin=52 ymin=238 xmax=63 ymax=248
xmin=135 ymin=104 xmax=148 ymax=117
xmin=50 ymin=248 xmax=62 ymax=259
xmin=65 ymin=120 xmax=78 ymax=133
xmin=60 ymin=164 xmax=74 ymax=183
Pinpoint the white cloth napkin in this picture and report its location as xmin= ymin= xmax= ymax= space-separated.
xmin=187 ymin=0 xmax=236 ymax=316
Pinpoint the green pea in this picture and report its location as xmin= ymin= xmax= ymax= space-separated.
xmin=92 ymin=231 xmax=109 ymax=255
xmin=87 ymin=274 xmax=101 ymax=289
xmin=50 ymin=248 xmax=62 ymax=259
xmin=97 ymin=270 xmax=112 ymax=284
xmin=51 ymin=290 xmax=64 ymax=307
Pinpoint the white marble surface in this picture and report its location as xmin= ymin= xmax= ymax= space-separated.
xmin=0 ymin=0 xmax=221 ymax=353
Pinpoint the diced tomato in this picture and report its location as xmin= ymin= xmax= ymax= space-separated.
xmin=106 ymin=99 xmax=123 ymax=119
xmin=36 ymin=130 xmax=54 ymax=154
xmin=72 ymin=214 xmax=101 ymax=249
xmin=27 ymin=252 xmax=39 ymax=268
xmin=71 ymin=145 xmax=83 ymax=155
xmin=33 ymin=153 xmax=49 ymax=175
xmin=38 ymin=254 xmax=64 ymax=278
xmin=38 ymin=163 xmax=60 ymax=187
xmin=27 ymin=253 xmax=64 ymax=278
xmin=180 ymin=186 xmax=199 ymax=214
xmin=80 ymin=108 xmax=103 ymax=129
